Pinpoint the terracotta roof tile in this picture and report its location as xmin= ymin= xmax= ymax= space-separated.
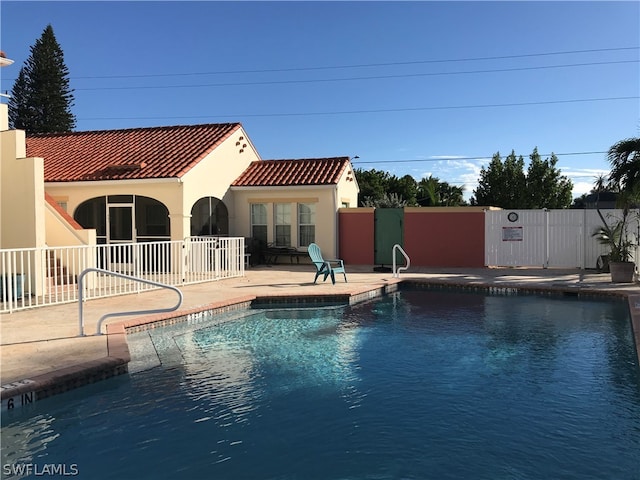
xmin=26 ymin=123 xmax=242 ymax=182
xmin=231 ymin=157 xmax=350 ymax=187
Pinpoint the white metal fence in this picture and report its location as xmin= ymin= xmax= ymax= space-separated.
xmin=485 ymin=209 xmax=639 ymax=268
xmin=0 ymin=237 xmax=245 ymax=313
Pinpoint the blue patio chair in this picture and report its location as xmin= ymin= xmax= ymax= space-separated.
xmin=308 ymin=243 xmax=347 ymax=285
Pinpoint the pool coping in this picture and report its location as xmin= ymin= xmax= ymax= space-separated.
xmin=2 ymin=278 xmax=639 ymax=411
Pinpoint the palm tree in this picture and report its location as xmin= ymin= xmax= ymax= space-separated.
xmin=593 ymin=173 xmax=614 ymax=193
xmin=607 ymin=137 xmax=640 ymax=194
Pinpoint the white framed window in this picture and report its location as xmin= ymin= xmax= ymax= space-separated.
xmin=251 ymin=204 xmax=268 ymax=246
xmin=298 ymin=203 xmax=315 ymax=247
xmin=274 ymin=203 xmax=291 ymax=247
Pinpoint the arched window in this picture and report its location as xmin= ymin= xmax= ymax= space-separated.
xmin=74 ymin=195 xmax=170 ymax=244
xmin=190 ymin=197 xmax=229 ymax=236
xmin=75 ymin=197 xmax=107 ymax=243
xmin=135 ymin=196 xmax=170 ymax=241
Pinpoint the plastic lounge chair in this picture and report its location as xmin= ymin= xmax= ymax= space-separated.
xmin=308 ymin=243 xmax=347 ymax=285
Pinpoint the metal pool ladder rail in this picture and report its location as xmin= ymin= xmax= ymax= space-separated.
xmin=392 ymin=244 xmax=410 ymax=278
xmin=77 ymin=268 xmax=183 ymax=336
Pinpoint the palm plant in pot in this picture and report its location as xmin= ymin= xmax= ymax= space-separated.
xmin=592 ymin=137 xmax=640 ymax=283
xmin=592 ymin=207 xmax=637 ymax=282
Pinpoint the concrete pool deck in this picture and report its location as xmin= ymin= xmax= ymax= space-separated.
xmin=1 ymin=265 xmax=639 ymax=409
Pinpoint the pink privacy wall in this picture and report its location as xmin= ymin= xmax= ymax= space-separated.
xmin=403 ymin=209 xmax=485 ymax=267
xmin=339 ymin=207 xmax=485 ymax=267
xmin=339 ymin=208 xmax=375 ymax=265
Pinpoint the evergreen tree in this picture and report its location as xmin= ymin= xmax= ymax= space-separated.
xmin=471 ymin=148 xmax=572 ymax=209
xmin=8 ymin=68 xmax=35 ymax=129
xmin=388 ymin=174 xmax=418 ymax=206
xmin=355 ymin=168 xmax=391 ymax=206
xmin=8 ymin=24 xmax=76 ymax=133
xmin=525 ymin=148 xmax=573 ymax=208
xmin=355 ymin=168 xmax=467 ymax=207
xmin=472 ymin=151 xmax=526 ymax=207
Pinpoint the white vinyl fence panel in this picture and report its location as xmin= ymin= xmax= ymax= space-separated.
xmin=547 ymin=210 xmax=585 ymax=268
xmin=485 ymin=209 xmax=639 ymax=269
xmin=485 ymin=210 xmax=546 ymax=267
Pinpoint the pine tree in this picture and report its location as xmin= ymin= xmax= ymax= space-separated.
xmin=8 ymin=24 xmax=76 ymax=133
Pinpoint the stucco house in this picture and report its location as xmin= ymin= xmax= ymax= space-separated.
xmin=25 ymin=123 xmax=261 ymax=245
xmin=231 ymin=157 xmax=358 ymax=259
xmin=21 ymin=127 xmax=358 ymax=260
xmin=2 ymin=91 xmax=357 ymax=264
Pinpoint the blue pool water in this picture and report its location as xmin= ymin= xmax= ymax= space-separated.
xmin=2 ymin=289 xmax=640 ymax=479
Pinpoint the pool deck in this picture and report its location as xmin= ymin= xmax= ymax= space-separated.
xmin=2 ymin=265 xmax=639 ymax=409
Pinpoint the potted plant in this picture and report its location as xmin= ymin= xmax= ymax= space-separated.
xmin=591 ymin=137 xmax=640 ymax=283
xmin=592 ymin=207 xmax=637 ymax=283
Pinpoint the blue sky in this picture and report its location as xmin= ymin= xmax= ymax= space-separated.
xmin=1 ymin=1 xmax=638 ymax=200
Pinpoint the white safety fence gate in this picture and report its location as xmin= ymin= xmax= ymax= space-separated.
xmin=0 ymin=237 xmax=245 ymax=313
xmin=485 ymin=209 xmax=639 ymax=268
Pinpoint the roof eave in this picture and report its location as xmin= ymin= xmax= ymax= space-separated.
xmin=45 ymin=177 xmax=183 ymax=187
xmin=230 ymin=184 xmax=337 ymax=191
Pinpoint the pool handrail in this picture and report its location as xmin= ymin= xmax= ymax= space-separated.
xmin=392 ymin=244 xmax=410 ymax=278
xmin=77 ymin=267 xmax=183 ymax=336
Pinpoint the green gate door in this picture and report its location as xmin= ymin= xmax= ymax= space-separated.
xmin=374 ymin=208 xmax=404 ymax=266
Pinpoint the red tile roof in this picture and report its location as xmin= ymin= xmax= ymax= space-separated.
xmin=231 ymin=157 xmax=351 ymax=187
xmin=26 ymin=123 xmax=242 ymax=182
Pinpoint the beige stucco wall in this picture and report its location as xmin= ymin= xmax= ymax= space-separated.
xmin=180 ymin=126 xmax=260 ymax=237
xmin=230 ymin=187 xmax=337 ymax=258
xmin=0 ymin=125 xmax=46 ymax=250
xmin=230 ymin=162 xmax=359 ymax=259
xmin=335 ymin=161 xmax=359 ymax=209
xmin=0 ymin=107 xmax=47 ymax=296
xmin=0 ymin=102 xmax=8 ymax=131
xmin=44 ymin=202 xmax=96 ymax=247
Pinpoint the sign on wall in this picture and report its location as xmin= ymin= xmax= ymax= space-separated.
xmin=502 ymin=226 xmax=523 ymax=241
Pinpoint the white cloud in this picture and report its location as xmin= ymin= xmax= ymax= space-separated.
xmin=561 ymin=167 xmax=609 ymax=198
xmin=412 ymin=158 xmax=489 ymax=200
xmin=571 ymin=181 xmax=596 ymax=198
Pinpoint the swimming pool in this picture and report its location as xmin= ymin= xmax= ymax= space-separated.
xmin=2 ymin=289 xmax=639 ymax=479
